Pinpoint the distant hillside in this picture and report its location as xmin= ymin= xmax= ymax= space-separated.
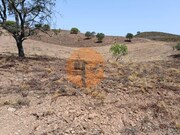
xmin=30 ymin=30 xmax=148 ymax=47
xmin=135 ymin=32 xmax=180 ymax=42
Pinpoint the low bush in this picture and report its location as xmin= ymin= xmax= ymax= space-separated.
xmin=126 ymin=33 xmax=133 ymax=42
xmin=96 ymin=33 xmax=105 ymax=43
xmin=91 ymin=31 xmax=96 ymax=37
xmin=35 ymin=24 xmax=42 ymax=29
xmin=137 ymin=31 xmax=141 ymax=35
xmin=85 ymin=31 xmax=92 ymax=39
xmin=85 ymin=31 xmax=96 ymax=39
xmin=110 ymin=43 xmax=128 ymax=61
xmin=70 ymin=27 xmax=79 ymax=34
xmin=4 ymin=20 xmax=19 ymax=33
xmin=174 ymin=43 xmax=180 ymax=50
xmin=52 ymin=29 xmax=61 ymax=35
xmin=35 ymin=24 xmax=50 ymax=31
xmin=5 ymin=20 xmax=17 ymax=26
xmin=42 ymin=24 xmax=50 ymax=31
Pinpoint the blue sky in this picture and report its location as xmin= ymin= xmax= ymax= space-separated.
xmin=54 ymin=0 xmax=180 ymax=36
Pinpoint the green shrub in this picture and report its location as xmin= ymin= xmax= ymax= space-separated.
xmin=85 ymin=31 xmax=96 ymax=39
xmin=70 ymin=27 xmax=79 ymax=34
xmin=126 ymin=33 xmax=133 ymax=42
xmin=52 ymin=29 xmax=61 ymax=35
xmin=5 ymin=20 xmax=16 ymax=26
xmin=96 ymin=33 xmax=105 ymax=43
xmin=35 ymin=24 xmax=42 ymax=29
xmin=42 ymin=24 xmax=50 ymax=31
xmin=91 ymin=31 xmax=96 ymax=37
xmin=174 ymin=43 xmax=180 ymax=50
xmin=137 ymin=31 xmax=141 ymax=35
xmin=4 ymin=20 xmax=19 ymax=33
xmin=110 ymin=43 xmax=128 ymax=61
xmin=85 ymin=31 xmax=92 ymax=39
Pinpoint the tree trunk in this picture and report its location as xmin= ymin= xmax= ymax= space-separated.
xmin=16 ymin=40 xmax=25 ymax=57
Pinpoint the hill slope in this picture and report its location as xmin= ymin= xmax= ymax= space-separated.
xmin=30 ymin=30 xmax=148 ymax=47
xmin=135 ymin=31 xmax=180 ymax=42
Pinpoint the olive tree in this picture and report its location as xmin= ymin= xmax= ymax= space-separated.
xmin=0 ymin=0 xmax=56 ymax=57
xmin=96 ymin=33 xmax=105 ymax=43
xmin=126 ymin=33 xmax=133 ymax=42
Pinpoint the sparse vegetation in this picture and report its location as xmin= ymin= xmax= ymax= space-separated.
xmin=0 ymin=0 xmax=56 ymax=57
xmin=135 ymin=32 xmax=180 ymax=42
xmin=4 ymin=20 xmax=19 ymax=33
xmin=85 ymin=31 xmax=96 ymax=39
xmin=96 ymin=33 xmax=105 ymax=43
xmin=42 ymin=24 xmax=51 ymax=31
xmin=126 ymin=33 xmax=133 ymax=42
xmin=4 ymin=20 xmax=16 ymax=27
xmin=52 ymin=29 xmax=61 ymax=35
xmin=16 ymin=98 xmax=30 ymax=107
xmin=110 ymin=43 xmax=128 ymax=61
xmin=137 ymin=31 xmax=141 ymax=35
xmin=0 ymin=44 xmax=179 ymax=134
xmin=85 ymin=31 xmax=92 ymax=39
xmin=174 ymin=43 xmax=180 ymax=50
xmin=35 ymin=24 xmax=51 ymax=31
xmin=91 ymin=31 xmax=96 ymax=37
xmin=70 ymin=27 xmax=79 ymax=34
xmin=35 ymin=24 xmax=42 ymax=29
xmin=0 ymin=1 xmax=179 ymax=135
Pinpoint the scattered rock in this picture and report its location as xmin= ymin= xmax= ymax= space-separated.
xmin=8 ymin=107 xmax=16 ymax=112
xmin=88 ymin=112 xmax=99 ymax=120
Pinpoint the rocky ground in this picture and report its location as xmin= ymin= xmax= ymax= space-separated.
xmin=0 ymin=29 xmax=179 ymax=134
xmin=0 ymin=54 xmax=179 ymax=135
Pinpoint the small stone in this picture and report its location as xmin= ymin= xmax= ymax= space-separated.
xmin=8 ymin=107 xmax=16 ymax=112
xmin=88 ymin=113 xmax=99 ymax=119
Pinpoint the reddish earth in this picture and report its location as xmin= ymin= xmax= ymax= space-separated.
xmin=0 ymin=28 xmax=179 ymax=135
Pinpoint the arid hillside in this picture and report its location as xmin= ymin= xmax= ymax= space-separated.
xmin=135 ymin=31 xmax=180 ymax=42
xmin=0 ymin=29 xmax=179 ymax=135
xmin=30 ymin=30 xmax=149 ymax=47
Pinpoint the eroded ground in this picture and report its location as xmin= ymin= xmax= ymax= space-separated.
xmin=0 ymin=54 xmax=179 ymax=135
xmin=0 ymin=32 xmax=179 ymax=135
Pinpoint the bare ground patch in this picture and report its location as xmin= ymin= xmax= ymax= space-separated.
xmin=0 ymin=55 xmax=179 ymax=135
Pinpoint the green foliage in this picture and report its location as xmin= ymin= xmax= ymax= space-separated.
xmin=85 ymin=31 xmax=92 ymax=39
xmin=174 ymin=43 xmax=180 ymax=50
xmin=34 ymin=24 xmax=50 ymax=31
xmin=85 ymin=31 xmax=96 ymax=39
xmin=42 ymin=24 xmax=50 ymax=31
xmin=70 ymin=27 xmax=79 ymax=34
xmin=91 ymin=31 xmax=96 ymax=37
xmin=137 ymin=31 xmax=141 ymax=35
xmin=126 ymin=33 xmax=133 ymax=41
xmin=35 ymin=24 xmax=42 ymax=29
xmin=4 ymin=20 xmax=19 ymax=33
xmin=5 ymin=21 xmax=16 ymax=26
xmin=0 ymin=0 xmax=56 ymax=57
xmin=96 ymin=33 xmax=105 ymax=43
xmin=110 ymin=43 xmax=128 ymax=61
xmin=52 ymin=29 xmax=61 ymax=35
